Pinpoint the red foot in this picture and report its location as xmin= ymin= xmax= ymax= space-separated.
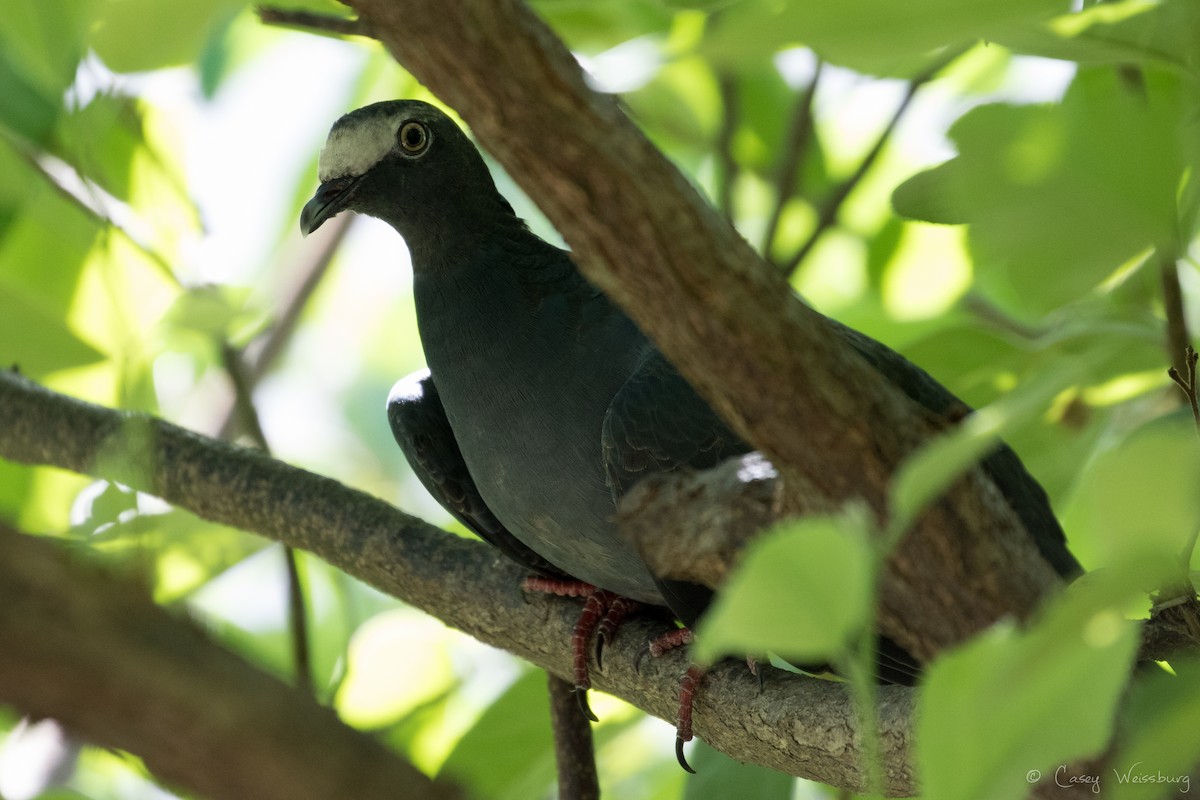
xmin=649 ymin=626 xmax=694 ymax=657
xmin=595 ymin=596 xmax=640 ymax=667
xmin=675 ymin=664 xmax=706 ymax=773
xmin=520 ymin=576 xmax=596 ymax=597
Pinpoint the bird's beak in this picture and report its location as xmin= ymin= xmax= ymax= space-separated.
xmin=300 ymin=175 xmax=360 ymax=236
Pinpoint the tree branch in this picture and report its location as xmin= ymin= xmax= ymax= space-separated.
xmin=713 ymin=72 xmax=740 ymax=220
xmin=221 ymin=341 xmax=313 ymax=695
xmin=761 ymin=60 xmax=823 ymax=258
xmin=1160 ymin=251 xmax=1191 ymax=380
xmin=256 ymin=6 xmax=376 ymax=38
xmin=778 ymin=50 xmax=961 ymax=277
xmin=0 ymin=523 xmax=460 ymax=800
xmin=547 ymin=674 xmax=600 ymax=800
xmin=342 ymin=0 xmax=1064 ymax=666
xmin=619 ymin=452 xmax=1200 ymax=664
xmin=0 ymin=369 xmax=915 ymax=793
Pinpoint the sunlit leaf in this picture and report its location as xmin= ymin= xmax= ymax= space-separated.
xmin=894 ymin=67 xmax=1189 ymax=316
xmin=1061 ymin=414 xmax=1200 ymax=569
xmin=919 ymin=567 xmax=1143 ymax=800
xmin=53 ymin=94 xmax=143 ymax=202
xmin=703 ymin=0 xmax=1067 ymax=76
xmin=0 ymin=289 xmax=105 ymax=375
xmin=0 ymin=0 xmax=91 ymax=96
xmin=996 ymin=0 xmax=1200 ymax=70
xmin=0 ymin=48 xmax=59 ymax=145
xmin=90 ymin=0 xmax=248 ymax=72
xmin=1108 ymin=666 xmax=1200 ymax=800
xmin=693 ymin=509 xmax=875 ymax=664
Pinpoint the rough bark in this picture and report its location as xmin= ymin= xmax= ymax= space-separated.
xmin=0 ymin=523 xmax=460 ymax=800
xmin=0 ymin=369 xmax=915 ymax=794
xmin=341 ymin=0 xmax=1066 ymax=665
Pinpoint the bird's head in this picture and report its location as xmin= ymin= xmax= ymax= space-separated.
xmin=300 ymin=100 xmax=510 ymax=254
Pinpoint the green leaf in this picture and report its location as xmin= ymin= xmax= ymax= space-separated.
xmin=702 ymin=0 xmax=1068 ymax=75
xmin=891 ymin=161 xmax=971 ymax=225
xmin=1108 ymin=666 xmax=1200 ymax=800
xmin=693 ymin=509 xmax=874 ymax=664
xmin=439 ymin=669 xmax=557 ymax=800
xmin=52 ymin=94 xmax=143 ymax=203
xmin=90 ymin=0 xmax=248 ymax=73
xmin=0 ymin=47 xmax=59 ymax=145
xmin=683 ymin=739 xmax=794 ymax=800
xmin=918 ymin=568 xmax=1142 ymax=800
xmin=1061 ymin=413 xmax=1200 ymax=570
xmin=0 ymin=288 xmax=106 ymax=376
xmin=0 ymin=0 xmax=92 ymax=98
xmin=893 ymin=66 xmax=1190 ymax=316
xmin=162 ymin=284 xmax=268 ymax=345
xmin=996 ymin=0 xmax=1200 ymax=71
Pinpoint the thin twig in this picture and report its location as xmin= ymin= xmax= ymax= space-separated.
xmin=221 ymin=342 xmax=313 ymax=696
xmin=547 ymin=674 xmax=600 ymax=800
xmin=217 ymin=213 xmax=353 ymax=439
xmin=1168 ymin=346 xmax=1200 ymax=433
xmin=761 ymin=60 xmax=823 ymax=258
xmin=714 ymin=73 xmax=740 ymax=220
xmin=780 ymin=48 xmax=965 ymax=277
xmin=257 ymin=6 xmax=376 ymax=38
xmin=1160 ymin=252 xmax=1191 ymax=380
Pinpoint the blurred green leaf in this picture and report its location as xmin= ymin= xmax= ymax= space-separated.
xmin=0 ymin=47 xmax=59 ymax=145
xmin=162 ymin=283 xmax=269 ymax=346
xmin=440 ymin=669 xmax=557 ymax=800
xmin=532 ymin=0 xmax=674 ymax=53
xmin=90 ymin=0 xmax=248 ymax=72
xmin=1062 ymin=414 xmax=1200 ymax=569
xmin=694 ymin=509 xmax=874 ymax=664
xmin=996 ymin=0 xmax=1200 ymax=70
xmin=0 ymin=0 xmax=91 ymax=97
xmin=919 ymin=567 xmax=1143 ymax=800
xmin=894 ymin=67 xmax=1190 ymax=316
xmin=0 ymin=182 xmax=99 ymax=316
xmin=52 ymin=94 xmax=143 ymax=203
xmin=703 ymin=0 xmax=1068 ymax=75
xmin=1108 ymin=665 xmax=1200 ymax=800
xmin=0 ymin=288 xmax=105 ymax=375
xmin=683 ymin=739 xmax=794 ymax=800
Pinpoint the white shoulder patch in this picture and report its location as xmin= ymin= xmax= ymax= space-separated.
xmin=317 ymin=111 xmax=403 ymax=182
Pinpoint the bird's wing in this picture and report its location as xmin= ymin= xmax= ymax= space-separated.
xmin=388 ymin=369 xmax=566 ymax=578
xmin=601 ymin=349 xmax=747 ymax=628
xmin=827 ymin=317 xmax=1081 ymax=579
xmin=602 ymin=348 xmax=926 ymax=682
xmin=601 ymin=348 xmax=747 ymax=501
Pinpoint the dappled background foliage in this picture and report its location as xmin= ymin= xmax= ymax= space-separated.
xmin=2 ymin=0 xmax=1199 ymax=797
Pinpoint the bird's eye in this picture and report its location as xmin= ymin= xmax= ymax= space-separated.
xmin=398 ymin=121 xmax=429 ymax=155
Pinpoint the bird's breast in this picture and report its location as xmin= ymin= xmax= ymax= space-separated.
xmin=412 ymin=265 xmax=661 ymax=602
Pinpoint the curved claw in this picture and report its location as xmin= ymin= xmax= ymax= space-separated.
xmin=634 ymin=644 xmax=651 ymax=675
xmin=595 ymin=631 xmax=607 ymax=670
xmin=575 ymin=687 xmax=599 ymax=723
xmin=675 ymin=736 xmax=696 ymax=774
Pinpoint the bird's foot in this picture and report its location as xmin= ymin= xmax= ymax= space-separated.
xmin=522 ymin=578 xmax=640 ymax=722
xmin=520 ymin=575 xmax=596 ymax=598
xmin=595 ymin=595 xmax=640 ymax=668
xmin=630 ymin=627 xmax=705 ymax=771
xmin=568 ymin=589 xmax=619 ymax=721
xmin=674 ymin=664 xmax=707 ymax=774
xmin=649 ymin=626 xmax=694 ymax=657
